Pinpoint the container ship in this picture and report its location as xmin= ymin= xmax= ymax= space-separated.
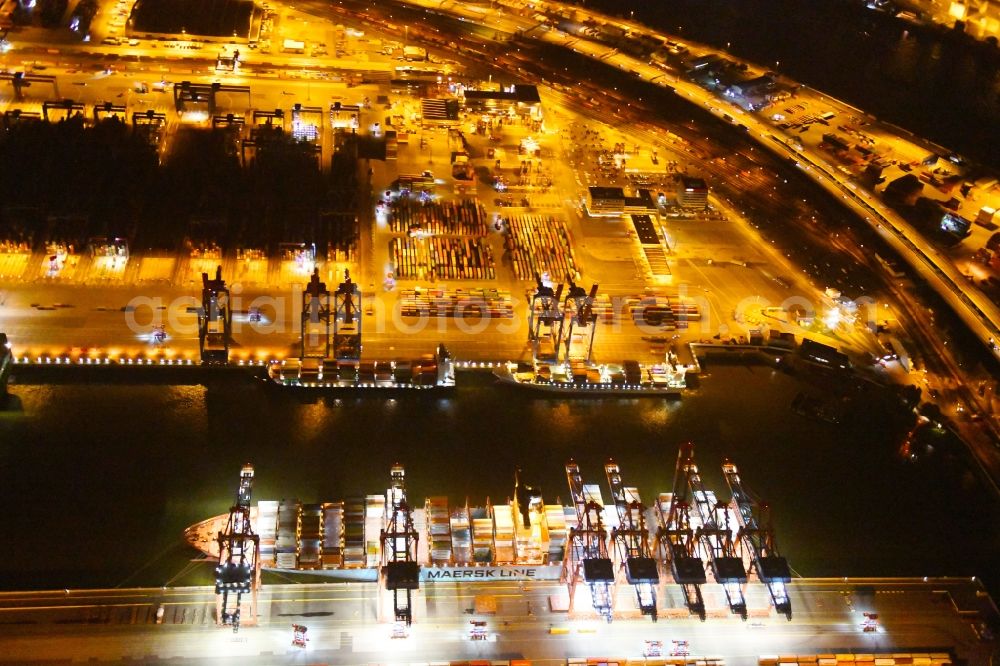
xmin=265 ymin=269 xmax=455 ymax=391
xmin=493 ymin=279 xmax=691 ymax=396
xmin=186 ymin=472 xmax=573 ymax=580
xmin=186 ymin=452 xmax=793 ymax=625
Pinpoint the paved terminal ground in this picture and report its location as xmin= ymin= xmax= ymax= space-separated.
xmin=0 ymin=69 xmax=879 ymax=368
xmin=0 ymin=578 xmax=994 ymax=664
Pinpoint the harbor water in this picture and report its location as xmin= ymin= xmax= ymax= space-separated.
xmin=1 ymin=365 xmax=998 ymax=595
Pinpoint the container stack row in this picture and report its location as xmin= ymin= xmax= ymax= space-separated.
xmin=450 ymin=505 xmax=472 ymax=565
xmin=471 ymin=506 xmax=493 ymax=564
xmin=505 ymin=214 xmax=579 ymax=282
xmin=426 ymin=496 xmax=453 ymax=565
xmin=389 ymin=199 xmax=488 ymax=237
xmin=276 ymin=499 xmax=300 ymax=570
xmin=343 ymin=497 xmax=366 ymax=568
xmin=391 ymin=237 xmax=496 ymax=280
xmin=545 ymin=504 xmax=568 ymax=564
xmin=298 ymin=504 xmax=323 ymax=570
xmin=628 ymin=296 xmax=700 ymax=330
xmin=411 ymin=503 xmax=428 ymax=565
xmin=322 ymin=502 xmax=343 ymax=569
xmin=492 ymin=504 xmax=515 ymax=564
xmin=513 ymin=507 xmax=545 ymax=565
xmin=399 ymin=287 xmax=513 ymax=318
xmin=364 ymin=495 xmax=386 ymax=567
xmin=256 ymin=500 xmax=278 ymax=568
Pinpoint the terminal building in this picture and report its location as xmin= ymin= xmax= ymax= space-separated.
xmin=461 ymin=84 xmax=542 ymax=120
xmin=723 ymin=73 xmax=781 ymax=111
xmin=800 ymin=338 xmax=850 ymax=370
xmin=127 ymin=0 xmax=260 ymax=43
xmin=677 ymin=176 xmax=709 ymax=210
xmin=586 ymin=186 xmax=658 ymax=217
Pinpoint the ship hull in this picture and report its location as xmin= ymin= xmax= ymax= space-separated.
xmin=493 ymin=365 xmax=683 ymax=397
xmin=261 ymin=375 xmax=455 ymax=395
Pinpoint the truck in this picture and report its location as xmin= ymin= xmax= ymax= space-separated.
xmin=449 ymin=130 xmax=473 ymax=180
xmin=282 ymin=39 xmax=305 ymax=54
xmin=403 ymin=45 xmax=426 ymax=61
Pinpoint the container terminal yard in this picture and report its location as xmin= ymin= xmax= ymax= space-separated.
xmin=2 ymin=0 xmax=1000 ymax=662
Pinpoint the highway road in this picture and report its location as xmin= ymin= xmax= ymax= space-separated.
xmin=391 ymin=0 xmax=1000 ymax=363
xmin=0 ymin=578 xmax=992 ymax=664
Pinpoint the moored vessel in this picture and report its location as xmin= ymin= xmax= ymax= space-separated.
xmin=494 ymin=359 xmax=685 ymax=396
xmin=266 ymin=344 xmax=455 ymax=391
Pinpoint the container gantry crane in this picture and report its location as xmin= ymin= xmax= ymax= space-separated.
xmin=198 ymin=266 xmax=232 ymax=365
xmin=512 ymin=468 xmax=546 ymax=564
xmin=528 ymin=277 xmax=564 ymax=365
xmin=604 ymin=460 xmax=659 ymax=620
xmin=722 ymin=460 xmax=792 ymax=620
xmin=561 ymin=461 xmax=615 ymax=622
xmin=685 ymin=444 xmax=748 ymax=619
xmin=215 ymin=463 xmax=260 ymax=632
xmin=655 ymin=445 xmax=707 ymax=621
xmin=334 ymin=269 xmax=362 ymax=361
xmin=563 ymin=280 xmax=599 ymax=364
xmin=380 ymin=464 xmax=420 ymax=627
xmin=301 ymin=268 xmax=331 ymax=359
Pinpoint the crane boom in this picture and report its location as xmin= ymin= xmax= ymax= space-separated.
xmin=605 ymin=460 xmax=658 ymax=620
xmin=561 ymin=461 xmax=615 ymax=621
xmin=529 ymin=277 xmax=564 ymax=364
xmin=198 ymin=265 xmax=232 ymax=364
xmin=685 ymin=445 xmax=748 ymax=619
xmin=215 ymin=463 xmax=260 ymax=632
xmin=563 ymin=280 xmax=599 ymax=364
xmin=655 ymin=444 xmax=706 ymax=620
xmin=722 ymin=460 xmax=792 ymax=620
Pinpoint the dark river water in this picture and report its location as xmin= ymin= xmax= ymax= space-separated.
xmin=1 ymin=366 xmax=998 ymax=595
xmin=597 ymin=0 xmax=1000 ymax=169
